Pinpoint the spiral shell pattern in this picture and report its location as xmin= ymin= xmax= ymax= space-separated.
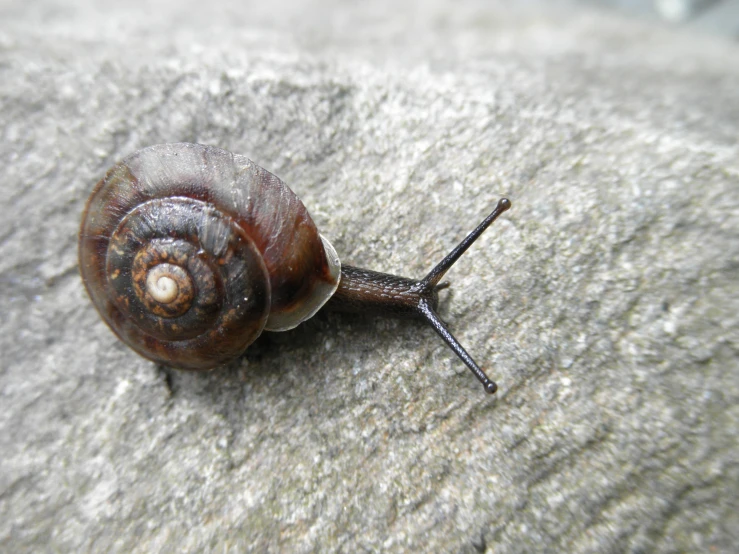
xmin=79 ymin=143 xmax=340 ymax=369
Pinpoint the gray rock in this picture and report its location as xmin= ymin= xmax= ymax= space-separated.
xmin=1 ymin=1 xmax=737 ymax=552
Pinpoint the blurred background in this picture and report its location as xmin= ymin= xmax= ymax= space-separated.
xmin=531 ymin=0 xmax=739 ymax=34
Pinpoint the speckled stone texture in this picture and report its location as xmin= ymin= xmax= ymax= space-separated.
xmin=1 ymin=1 xmax=738 ymax=552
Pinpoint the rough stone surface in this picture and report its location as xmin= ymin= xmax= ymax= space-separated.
xmin=1 ymin=1 xmax=738 ymax=552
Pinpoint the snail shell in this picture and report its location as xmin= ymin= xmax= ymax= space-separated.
xmin=79 ymin=143 xmax=340 ymax=369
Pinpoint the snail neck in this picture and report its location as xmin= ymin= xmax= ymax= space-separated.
xmin=325 ymin=265 xmax=438 ymax=318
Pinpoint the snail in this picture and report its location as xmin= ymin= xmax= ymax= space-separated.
xmin=79 ymin=143 xmax=511 ymax=394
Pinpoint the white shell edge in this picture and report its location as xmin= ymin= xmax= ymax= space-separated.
xmin=264 ymin=234 xmax=341 ymax=332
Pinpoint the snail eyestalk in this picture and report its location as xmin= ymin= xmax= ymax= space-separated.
xmin=421 ymin=197 xmax=511 ymax=288
xmin=326 ymin=198 xmax=511 ymax=395
xmin=416 ymin=198 xmax=510 ymax=394
xmin=417 ymin=298 xmax=497 ymax=394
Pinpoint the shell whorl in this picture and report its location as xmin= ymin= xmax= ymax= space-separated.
xmin=79 ymin=143 xmax=341 ymax=369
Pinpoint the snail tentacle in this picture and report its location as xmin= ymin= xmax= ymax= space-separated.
xmin=326 ymin=199 xmax=511 ymax=394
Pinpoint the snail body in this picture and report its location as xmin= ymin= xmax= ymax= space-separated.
xmin=79 ymin=143 xmax=510 ymax=394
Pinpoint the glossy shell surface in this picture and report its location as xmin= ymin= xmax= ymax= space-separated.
xmin=79 ymin=143 xmax=341 ymax=369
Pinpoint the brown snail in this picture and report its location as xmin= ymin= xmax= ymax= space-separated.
xmin=79 ymin=143 xmax=511 ymax=394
